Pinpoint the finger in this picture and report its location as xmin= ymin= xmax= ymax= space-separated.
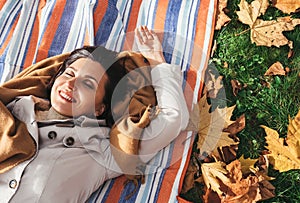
xmin=142 ymin=26 xmax=154 ymax=40
xmin=139 ymin=26 xmax=148 ymax=43
xmin=135 ymin=28 xmax=144 ymax=45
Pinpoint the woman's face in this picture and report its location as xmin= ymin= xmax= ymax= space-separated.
xmin=50 ymin=58 xmax=108 ymax=118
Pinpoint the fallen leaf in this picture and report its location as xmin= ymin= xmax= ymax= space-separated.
xmin=196 ymin=95 xmax=239 ymax=160
xmin=239 ymin=155 xmax=258 ymax=175
xmin=272 ymin=0 xmax=300 ymax=14
xmin=203 ymin=188 xmax=221 ymax=203
xmin=230 ymin=79 xmax=246 ymax=96
xmin=236 ymin=0 xmax=269 ymax=26
xmin=262 ymin=109 xmax=300 ymax=171
xmin=237 ymin=0 xmax=300 ymax=48
xmin=201 ymin=161 xmax=229 ymax=195
xmin=201 ymin=159 xmax=275 ymax=202
xmin=205 ymin=69 xmax=224 ymax=98
xmin=181 ymin=155 xmax=201 ymax=193
xmin=264 ymin=61 xmax=286 ymax=76
xmin=215 ymin=0 xmax=231 ymax=30
xmin=223 ymin=114 xmax=245 ymax=137
xmin=251 ymin=17 xmax=300 ymax=49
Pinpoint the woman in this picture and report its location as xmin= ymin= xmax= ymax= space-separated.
xmin=0 ymin=26 xmax=188 ymax=202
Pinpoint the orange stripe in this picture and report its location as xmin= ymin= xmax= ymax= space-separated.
xmin=23 ymin=0 xmax=46 ymax=68
xmin=190 ymin=0 xmax=217 ymax=101
xmin=153 ymin=0 xmax=168 ymax=31
xmin=35 ymin=0 xmax=66 ymax=62
xmin=105 ymin=176 xmax=126 ymax=201
xmin=122 ymin=0 xmax=142 ymax=51
xmin=190 ymin=0 xmax=210 ymax=73
xmin=83 ymin=27 xmax=90 ymax=46
xmin=0 ymin=14 xmax=20 ymax=55
xmin=156 ymin=132 xmax=187 ymax=202
xmin=93 ymin=0 xmax=108 ymax=37
xmin=0 ymin=0 xmax=6 ymax=11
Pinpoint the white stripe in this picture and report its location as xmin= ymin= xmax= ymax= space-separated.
xmin=2 ymin=0 xmax=38 ymax=83
xmin=105 ymin=0 xmax=130 ymax=51
xmin=0 ymin=1 xmax=21 ymax=45
xmin=63 ymin=1 xmax=86 ymax=52
xmin=32 ymin=0 xmax=56 ymax=63
xmin=169 ymin=131 xmax=193 ymax=202
xmin=193 ymin=0 xmax=215 ymax=104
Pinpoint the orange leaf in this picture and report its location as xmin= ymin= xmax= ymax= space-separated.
xmin=264 ymin=61 xmax=286 ymax=76
xmin=272 ymin=0 xmax=300 ymax=14
xmin=215 ymin=0 xmax=231 ymax=30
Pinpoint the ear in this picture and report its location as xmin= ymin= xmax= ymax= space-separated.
xmin=95 ymin=104 xmax=105 ymax=117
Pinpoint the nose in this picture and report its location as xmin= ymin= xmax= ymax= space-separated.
xmin=65 ymin=77 xmax=76 ymax=91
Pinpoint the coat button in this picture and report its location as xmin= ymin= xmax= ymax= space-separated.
xmin=9 ymin=179 xmax=17 ymax=189
xmin=65 ymin=137 xmax=75 ymax=146
xmin=48 ymin=131 xmax=57 ymax=139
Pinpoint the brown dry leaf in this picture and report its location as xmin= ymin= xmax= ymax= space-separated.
xmin=262 ymin=109 xmax=300 ymax=171
xmin=252 ymin=17 xmax=300 ymax=49
xmin=215 ymin=0 xmax=231 ymax=30
xmin=230 ymin=79 xmax=246 ymax=96
xmin=205 ymin=69 xmax=224 ymax=98
xmin=181 ymin=156 xmax=200 ymax=193
xmin=201 ymin=160 xmax=275 ymax=202
xmin=203 ymin=188 xmax=221 ymax=203
xmin=272 ymin=0 xmax=300 ymax=14
xmin=237 ymin=0 xmax=300 ymax=48
xmin=196 ymin=95 xmax=239 ymax=160
xmin=264 ymin=61 xmax=286 ymax=76
xmin=223 ymin=114 xmax=245 ymax=137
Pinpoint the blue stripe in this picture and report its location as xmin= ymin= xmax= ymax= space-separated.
xmin=100 ymin=179 xmax=116 ymax=203
xmin=48 ymin=0 xmax=79 ymax=57
xmin=146 ymin=0 xmax=158 ymax=28
xmin=0 ymin=46 xmax=10 ymax=79
xmin=118 ymin=179 xmax=140 ymax=202
xmin=153 ymin=142 xmax=175 ymax=202
xmin=13 ymin=0 xmax=38 ymax=73
xmin=36 ymin=0 xmax=57 ymax=49
xmin=94 ymin=0 xmax=118 ymax=46
xmin=146 ymin=148 xmax=168 ymax=203
xmin=183 ymin=0 xmax=200 ymax=72
xmin=0 ymin=1 xmax=21 ymax=45
xmin=162 ymin=0 xmax=182 ymax=63
xmin=115 ymin=0 xmax=132 ymax=51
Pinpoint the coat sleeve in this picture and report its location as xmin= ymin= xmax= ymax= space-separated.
xmin=139 ymin=63 xmax=189 ymax=162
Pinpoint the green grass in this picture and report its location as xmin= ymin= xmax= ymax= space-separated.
xmin=180 ymin=0 xmax=300 ymax=202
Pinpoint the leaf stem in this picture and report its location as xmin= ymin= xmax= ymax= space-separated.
xmin=235 ymin=28 xmax=251 ymax=36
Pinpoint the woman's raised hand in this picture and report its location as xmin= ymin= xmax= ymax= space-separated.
xmin=135 ymin=26 xmax=166 ymax=66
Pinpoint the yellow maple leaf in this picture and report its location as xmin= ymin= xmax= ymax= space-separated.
xmin=194 ymin=95 xmax=239 ymax=160
xmin=262 ymin=110 xmax=300 ymax=172
xmin=272 ymin=0 xmax=300 ymax=14
xmin=201 ymin=161 xmax=229 ymax=195
xmin=237 ymin=0 xmax=300 ymax=48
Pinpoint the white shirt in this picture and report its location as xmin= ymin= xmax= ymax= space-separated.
xmin=0 ymin=63 xmax=189 ymax=202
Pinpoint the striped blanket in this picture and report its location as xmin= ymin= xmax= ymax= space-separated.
xmin=0 ymin=0 xmax=216 ymax=202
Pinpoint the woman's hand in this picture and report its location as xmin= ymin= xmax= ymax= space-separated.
xmin=135 ymin=26 xmax=166 ymax=67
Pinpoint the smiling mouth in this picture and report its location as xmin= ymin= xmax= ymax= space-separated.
xmin=59 ymin=91 xmax=76 ymax=103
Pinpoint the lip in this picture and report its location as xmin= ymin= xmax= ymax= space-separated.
xmin=59 ymin=90 xmax=76 ymax=103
